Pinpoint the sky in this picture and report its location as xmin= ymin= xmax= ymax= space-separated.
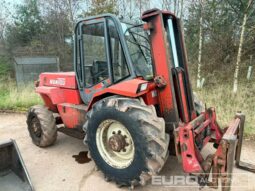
xmin=2 ymin=0 xmax=24 ymax=17
xmin=5 ymin=0 xmax=23 ymax=4
xmin=2 ymin=0 xmax=187 ymax=21
xmin=4 ymin=0 xmax=24 ymax=7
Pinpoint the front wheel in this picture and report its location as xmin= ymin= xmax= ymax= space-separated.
xmin=85 ymin=96 xmax=169 ymax=186
xmin=27 ymin=105 xmax=57 ymax=147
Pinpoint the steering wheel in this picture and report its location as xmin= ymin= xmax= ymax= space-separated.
xmin=92 ymin=69 xmax=108 ymax=82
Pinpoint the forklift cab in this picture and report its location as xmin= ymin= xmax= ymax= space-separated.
xmin=75 ymin=16 xmax=133 ymax=104
xmin=74 ymin=9 xmax=196 ymax=129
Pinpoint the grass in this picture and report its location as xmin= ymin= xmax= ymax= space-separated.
xmin=194 ymin=82 xmax=255 ymax=137
xmin=0 ymin=56 xmax=11 ymax=77
xmin=0 ymin=80 xmax=42 ymax=112
xmin=0 ymin=78 xmax=254 ymax=137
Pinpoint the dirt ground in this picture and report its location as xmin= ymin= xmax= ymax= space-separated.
xmin=0 ymin=113 xmax=255 ymax=191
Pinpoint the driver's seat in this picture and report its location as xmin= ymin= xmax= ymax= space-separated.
xmin=91 ymin=60 xmax=108 ymax=84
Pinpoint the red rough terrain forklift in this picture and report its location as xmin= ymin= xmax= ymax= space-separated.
xmin=26 ymin=9 xmax=254 ymax=190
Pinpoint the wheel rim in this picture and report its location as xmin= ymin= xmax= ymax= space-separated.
xmin=31 ymin=117 xmax=42 ymax=138
xmin=96 ymin=119 xmax=135 ymax=169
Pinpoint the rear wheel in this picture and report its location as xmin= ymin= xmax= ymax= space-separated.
xmin=85 ymin=96 xmax=169 ymax=186
xmin=27 ymin=105 xmax=57 ymax=147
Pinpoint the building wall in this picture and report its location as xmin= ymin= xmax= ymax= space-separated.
xmin=14 ymin=56 xmax=59 ymax=87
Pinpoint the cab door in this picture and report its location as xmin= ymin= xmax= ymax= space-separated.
xmin=75 ymin=17 xmax=132 ymax=105
xmin=75 ymin=18 xmax=112 ymax=104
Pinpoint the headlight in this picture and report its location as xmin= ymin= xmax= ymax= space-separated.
xmin=137 ymin=83 xmax=148 ymax=93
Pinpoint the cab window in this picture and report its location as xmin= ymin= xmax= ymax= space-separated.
xmin=108 ymin=19 xmax=130 ymax=82
xmin=82 ymin=22 xmax=109 ymax=87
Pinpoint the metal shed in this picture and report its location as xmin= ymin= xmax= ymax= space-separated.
xmin=14 ymin=56 xmax=60 ymax=87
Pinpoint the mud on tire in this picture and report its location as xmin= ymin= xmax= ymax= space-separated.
xmin=27 ymin=105 xmax=57 ymax=147
xmin=84 ymin=96 xmax=169 ymax=186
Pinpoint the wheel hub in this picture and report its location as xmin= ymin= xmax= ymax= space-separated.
xmin=108 ymin=134 xmax=127 ymax=152
xmin=31 ymin=118 xmax=42 ymax=137
xmin=96 ymin=119 xmax=135 ymax=169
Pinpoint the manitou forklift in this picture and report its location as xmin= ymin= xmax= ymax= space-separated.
xmin=27 ymin=9 xmax=255 ymax=190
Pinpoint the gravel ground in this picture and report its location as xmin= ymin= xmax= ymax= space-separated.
xmin=0 ymin=113 xmax=254 ymax=191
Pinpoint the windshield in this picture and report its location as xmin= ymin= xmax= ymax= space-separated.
xmin=121 ymin=22 xmax=153 ymax=80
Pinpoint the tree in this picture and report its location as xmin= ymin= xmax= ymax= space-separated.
xmin=6 ymin=0 xmax=43 ymax=48
xmin=197 ymin=0 xmax=204 ymax=88
xmin=38 ymin=0 xmax=74 ymax=70
xmin=85 ymin=0 xmax=118 ymax=16
xmin=161 ymin=0 xmax=184 ymax=17
xmin=180 ymin=0 xmax=184 ymax=20
xmin=0 ymin=1 xmax=11 ymax=41
xmin=184 ymin=0 xmax=253 ymax=87
xmin=118 ymin=0 xmax=137 ymax=19
xmin=118 ymin=0 xmax=150 ymax=20
xmin=232 ymin=0 xmax=254 ymax=93
xmin=66 ymin=0 xmax=84 ymax=30
xmin=0 ymin=1 xmax=17 ymax=78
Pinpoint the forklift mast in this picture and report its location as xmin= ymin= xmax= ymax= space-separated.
xmin=142 ymin=9 xmax=196 ymax=129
